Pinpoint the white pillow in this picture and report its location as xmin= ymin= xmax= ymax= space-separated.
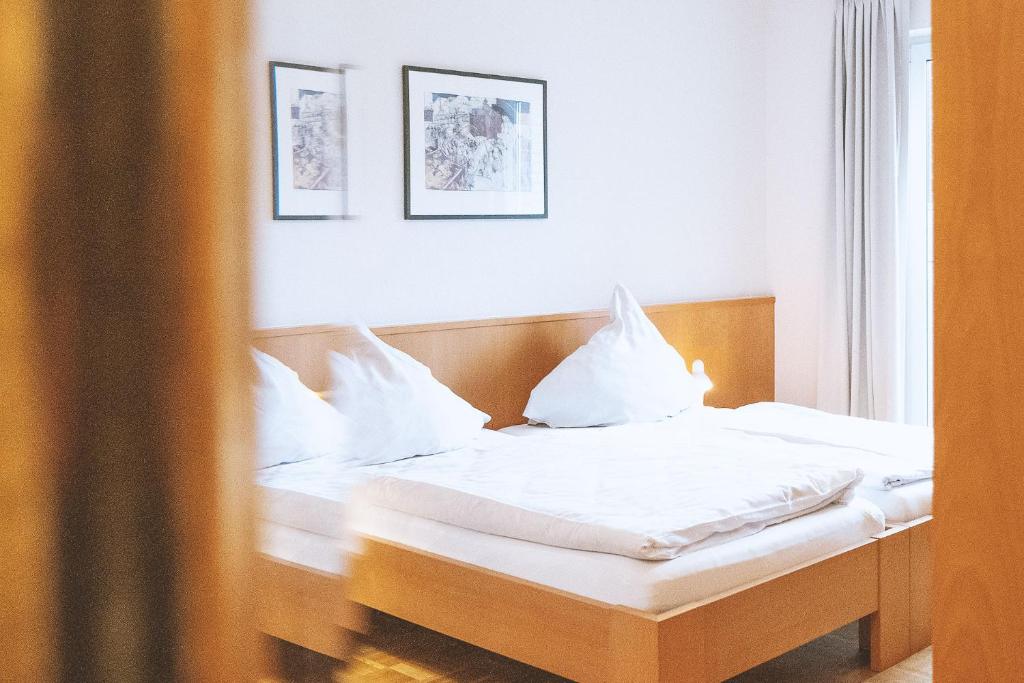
xmin=329 ymin=326 xmax=490 ymax=465
xmin=252 ymin=349 xmax=351 ymax=469
xmin=523 ymin=285 xmax=701 ymax=427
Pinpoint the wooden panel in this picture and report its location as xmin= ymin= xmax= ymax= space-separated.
xmin=375 ymin=317 xmax=604 ymax=431
xmin=255 ymin=324 xmax=340 ymax=396
xmin=643 ymin=298 xmax=774 ymax=410
xmin=162 ymin=3 xmax=257 ymax=679
xmin=253 ymin=296 xmax=774 ymax=429
xmin=932 ymin=3 xmax=1024 ymax=679
xmin=0 ymin=1 xmax=54 ymax=679
xmin=675 ymin=541 xmax=879 ymax=681
xmin=11 ymin=0 xmax=256 ymax=679
xmin=255 ymin=554 xmax=362 ymax=659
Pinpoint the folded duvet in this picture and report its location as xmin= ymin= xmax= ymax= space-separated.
xmin=360 ymin=432 xmax=862 ymax=560
xmin=707 ymin=402 xmax=933 ymax=490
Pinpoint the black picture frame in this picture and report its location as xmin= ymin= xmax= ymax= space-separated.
xmin=270 ymin=61 xmax=348 ymax=220
xmin=403 ymin=65 xmax=548 ymax=220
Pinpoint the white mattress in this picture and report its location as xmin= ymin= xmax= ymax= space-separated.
xmin=260 ymin=521 xmax=349 ymax=575
xmin=259 ymin=499 xmax=882 ymax=612
xmin=857 ymin=479 xmax=932 ymax=523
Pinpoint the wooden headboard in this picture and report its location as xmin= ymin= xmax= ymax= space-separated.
xmin=252 ymin=296 xmax=774 ymax=429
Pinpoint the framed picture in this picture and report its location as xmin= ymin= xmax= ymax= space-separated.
xmin=403 ymin=66 xmax=548 ymax=220
xmin=270 ymin=61 xmax=348 ymax=220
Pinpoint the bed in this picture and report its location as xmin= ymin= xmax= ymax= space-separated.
xmin=260 ymin=446 xmax=884 ymax=609
xmin=253 ymin=296 xmax=933 ymax=681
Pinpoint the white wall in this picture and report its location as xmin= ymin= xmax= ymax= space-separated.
xmin=764 ymin=0 xmax=835 ymax=408
xmin=251 ymin=0 xmax=769 ymax=329
xmin=764 ymin=0 xmax=931 ymax=407
xmin=253 ymin=0 xmax=930 ymax=408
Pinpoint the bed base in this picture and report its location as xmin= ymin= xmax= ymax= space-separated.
xmin=346 ymin=518 xmax=932 ymax=682
xmin=254 ymin=518 xmax=933 ymax=679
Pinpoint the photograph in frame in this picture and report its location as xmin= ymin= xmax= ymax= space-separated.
xmin=403 ymin=66 xmax=547 ymax=220
xmin=270 ymin=61 xmax=349 ymax=220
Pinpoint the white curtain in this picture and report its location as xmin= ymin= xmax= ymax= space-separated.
xmin=819 ymin=0 xmax=910 ymax=421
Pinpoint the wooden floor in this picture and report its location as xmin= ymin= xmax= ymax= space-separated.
xmin=267 ymin=611 xmax=932 ymax=682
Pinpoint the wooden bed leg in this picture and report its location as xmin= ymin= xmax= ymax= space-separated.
xmin=606 ymin=611 xmax=662 ymax=683
xmin=869 ymin=529 xmax=912 ymax=671
xmin=606 ymin=608 xmax=709 ymax=683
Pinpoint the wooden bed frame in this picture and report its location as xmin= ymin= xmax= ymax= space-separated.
xmin=252 ymin=296 xmax=932 ymax=680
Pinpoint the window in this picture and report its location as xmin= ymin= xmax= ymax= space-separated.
xmin=904 ymin=30 xmax=933 ymax=426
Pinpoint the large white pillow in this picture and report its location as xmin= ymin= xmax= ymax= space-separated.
xmin=252 ymin=349 xmax=351 ymax=469
xmin=330 ymin=326 xmax=490 ymax=465
xmin=523 ymin=285 xmax=701 ymax=427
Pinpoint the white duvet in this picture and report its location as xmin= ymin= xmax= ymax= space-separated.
xmin=361 ymin=430 xmax=862 ymax=560
xmin=502 ymin=403 xmax=933 ymax=492
xmin=706 ymin=403 xmax=933 ymax=490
